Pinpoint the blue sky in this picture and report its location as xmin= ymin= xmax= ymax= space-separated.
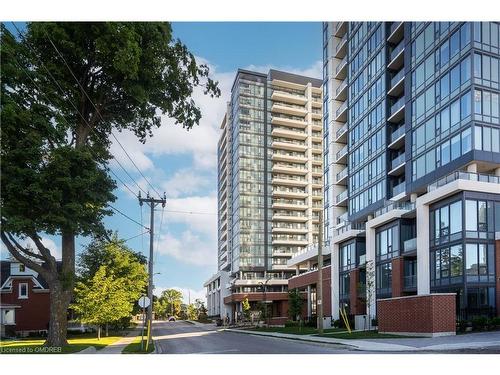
xmin=1 ymin=22 xmax=322 ymax=303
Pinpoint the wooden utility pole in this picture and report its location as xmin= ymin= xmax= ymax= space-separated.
xmin=317 ymin=210 xmax=324 ymax=334
xmin=138 ymin=191 xmax=166 ymax=345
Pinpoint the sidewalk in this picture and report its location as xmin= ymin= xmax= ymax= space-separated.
xmin=92 ymin=328 xmax=142 ymax=354
xmin=224 ymin=329 xmax=500 ymax=352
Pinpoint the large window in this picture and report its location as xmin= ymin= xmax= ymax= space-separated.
xmin=431 ymin=244 xmax=463 ymax=287
xmin=465 ymin=199 xmax=495 ymax=238
xmin=431 ymin=200 xmax=462 ymax=245
xmin=465 ymin=243 xmax=495 ymax=282
xmin=18 ymin=283 xmax=28 ymax=299
xmin=376 ymin=225 xmax=399 ymax=261
xmin=340 ymin=242 xmax=356 ymax=271
xmin=376 ymin=262 xmax=392 ymax=295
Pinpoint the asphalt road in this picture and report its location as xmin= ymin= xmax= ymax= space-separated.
xmin=152 ymin=321 xmax=350 ymax=354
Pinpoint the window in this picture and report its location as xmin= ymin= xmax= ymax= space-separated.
xmin=466 ymin=243 xmax=478 ymax=276
xmin=450 ymin=201 xmax=462 ymax=234
xmin=460 ymin=23 xmax=471 ymax=47
xmin=450 ymin=245 xmax=463 ymax=277
xmin=474 ymin=53 xmax=482 ymax=78
xmin=441 ymin=107 xmax=450 ymax=132
xmin=450 ymin=30 xmax=460 ymax=57
xmin=474 ymin=89 xmax=482 ymax=114
xmin=461 ymin=91 xmax=471 ymax=119
xmin=440 ymin=40 xmax=450 ymax=66
xmin=18 ymin=283 xmax=28 ymax=299
xmin=376 ymin=262 xmax=392 ymax=294
xmin=474 ymin=125 xmax=483 ymax=150
xmin=461 ymin=56 xmax=471 ymax=83
xmin=466 ymin=200 xmax=478 ymax=231
xmin=461 ymin=127 xmax=472 ymax=154
xmin=450 ymin=99 xmax=460 ymax=126
xmin=450 ymin=65 xmax=460 ymax=92
xmin=19 ymin=264 xmax=25 ymax=272
xmin=440 ymin=73 xmax=450 ymax=98
xmin=441 ymin=139 xmax=451 ymax=165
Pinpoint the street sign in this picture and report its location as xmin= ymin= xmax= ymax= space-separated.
xmin=317 ymin=299 xmax=322 ymax=305
xmin=138 ymin=296 xmax=150 ymax=308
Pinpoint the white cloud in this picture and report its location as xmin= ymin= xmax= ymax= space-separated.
xmin=154 ymin=286 xmax=206 ymax=305
xmin=157 ymin=230 xmax=216 ymax=267
xmin=161 ymin=169 xmax=213 ymax=199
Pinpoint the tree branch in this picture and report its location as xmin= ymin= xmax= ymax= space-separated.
xmin=28 ymin=233 xmax=57 ymax=273
xmin=1 ymin=231 xmax=52 ymax=282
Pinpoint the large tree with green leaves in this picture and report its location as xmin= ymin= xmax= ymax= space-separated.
xmin=156 ymin=289 xmax=183 ymax=318
xmin=288 ymin=288 xmax=304 ymax=321
xmin=0 ymin=22 xmax=219 ymax=347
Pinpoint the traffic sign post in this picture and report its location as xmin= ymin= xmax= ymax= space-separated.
xmin=138 ymin=296 xmax=150 ymax=350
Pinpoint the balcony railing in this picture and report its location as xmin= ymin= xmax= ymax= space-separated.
xmin=391 ymin=153 xmax=406 ymax=170
xmin=392 ymin=180 xmax=405 ymax=196
xmin=374 ymin=201 xmax=415 ymax=218
xmin=390 ymin=69 xmax=405 ymax=88
xmin=427 ymin=171 xmax=500 ymax=192
xmin=273 ymin=89 xmax=306 ymax=99
xmin=389 ymin=40 xmax=404 ymax=62
xmin=336 ymin=145 xmax=348 ymax=161
xmin=390 ymin=96 xmax=405 ymax=116
xmin=390 ymin=125 xmax=405 ymax=143
xmin=403 ymin=275 xmax=417 ymax=289
xmin=336 ymin=34 xmax=348 ymax=54
xmin=336 ymin=123 xmax=348 ymax=139
xmin=336 ymin=222 xmax=365 ymax=236
xmin=403 ymin=238 xmax=417 ymax=252
xmin=336 ymin=79 xmax=348 ymax=97
xmin=336 ymin=167 xmax=348 ymax=182
xmin=336 ymin=56 xmax=348 ymax=75
xmin=336 ymin=190 xmax=348 ymax=203
xmin=335 ymin=101 xmax=348 ymax=118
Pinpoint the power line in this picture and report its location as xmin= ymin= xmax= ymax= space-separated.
xmin=109 ymin=205 xmax=149 ymax=230
xmin=42 ymin=29 xmax=163 ymax=199
xmin=123 ymin=230 xmax=150 ymax=243
xmin=9 ymin=23 xmax=148 ymax=199
xmin=155 ymin=209 xmax=216 ymax=216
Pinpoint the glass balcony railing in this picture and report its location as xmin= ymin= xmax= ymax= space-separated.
xmin=391 ymin=153 xmax=406 ymax=170
xmin=336 ymin=123 xmax=348 ymax=139
xmin=389 ymin=96 xmax=405 ymax=116
xmin=336 ymin=167 xmax=348 ymax=182
xmin=336 ymin=101 xmax=348 ymax=118
xmin=404 ymin=275 xmax=417 ymax=289
xmin=336 ymin=145 xmax=348 ymax=161
xmin=392 ymin=181 xmax=405 ymax=196
xmin=389 ymin=40 xmax=404 ymax=62
xmin=273 ymin=89 xmax=306 ymax=99
xmin=336 ymin=190 xmax=348 ymax=203
xmin=390 ymin=69 xmax=405 ymax=88
xmin=390 ymin=125 xmax=405 ymax=143
xmin=427 ymin=171 xmax=500 ymax=192
xmin=336 ymin=79 xmax=348 ymax=97
xmin=374 ymin=201 xmax=415 ymax=218
xmin=337 ymin=212 xmax=348 ymax=224
xmin=335 ymin=56 xmax=348 ymax=75
xmin=335 ymin=222 xmax=365 ymax=236
xmin=403 ymin=238 xmax=417 ymax=252
xmin=336 ymin=34 xmax=348 ymax=54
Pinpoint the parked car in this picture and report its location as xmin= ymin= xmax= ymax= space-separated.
xmin=168 ymin=316 xmax=176 ymax=322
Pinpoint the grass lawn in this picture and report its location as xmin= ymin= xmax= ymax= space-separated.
xmin=121 ymin=336 xmax=155 ymax=354
xmin=246 ymin=326 xmax=347 ymax=335
xmin=317 ymin=330 xmax=417 ymax=339
xmin=0 ymin=332 xmax=124 ymax=354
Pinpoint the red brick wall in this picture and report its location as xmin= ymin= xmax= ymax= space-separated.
xmin=0 ymin=278 xmax=50 ymax=332
xmin=287 ymin=266 xmax=331 ymax=316
xmin=223 ymin=292 xmax=289 ymax=304
xmin=391 ymin=257 xmax=404 ymax=298
xmin=377 ymin=294 xmax=456 ymax=334
xmin=496 ymin=240 xmax=500 ymax=317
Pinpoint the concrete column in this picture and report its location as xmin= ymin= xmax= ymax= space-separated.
xmin=410 ymin=193 xmax=418 ymax=203
xmin=416 ymin=201 xmax=431 ymax=295
xmin=307 ymin=260 xmax=312 ymax=271
xmin=365 ymin=222 xmax=377 ymax=319
xmin=466 ymin=163 xmax=477 ymax=173
xmin=331 ymin=243 xmax=340 ymax=319
xmin=495 ymin=167 xmax=500 ymax=177
xmin=295 ymin=265 xmax=300 ymax=275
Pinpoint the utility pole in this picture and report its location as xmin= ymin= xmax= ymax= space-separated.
xmin=317 ymin=210 xmax=324 ymax=334
xmin=138 ymin=191 xmax=166 ymax=345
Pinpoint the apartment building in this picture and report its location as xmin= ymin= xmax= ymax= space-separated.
xmin=288 ymin=22 xmax=500 ymax=330
xmin=205 ymin=69 xmax=323 ymax=323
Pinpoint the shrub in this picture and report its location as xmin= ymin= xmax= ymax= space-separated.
xmin=285 ymin=320 xmax=298 ymax=328
xmin=471 ymin=317 xmax=488 ymax=331
xmin=371 ymin=318 xmax=378 ymax=327
xmin=489 ymin=317 xmax=500 ymax=328
xmin=456 ymin=320 xmax=469 ymax=332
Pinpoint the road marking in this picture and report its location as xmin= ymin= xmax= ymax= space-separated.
xmin=196 ymin=349 xmax=240 ymax=354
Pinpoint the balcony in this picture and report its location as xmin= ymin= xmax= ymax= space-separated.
xmin=336 ymin=212 xmax=348 ymax=227
xmin=392 ymin=180 xmax=406 ymax=198
xmin=272 ymin=174 xmax=308 ymax=187
xmin=335 ymin=101 xmax=348 ymax=122
xmin=335 ymin=144 xmax=348 ymax=163
xmin=334 ymin=78 xmax=348 ymax=101
xmin=427 ymin=171 xmax=500 ymax=193
xmin=272 ymin=126 xmax=308 ymax=141
xmin=271 ymin=114 xmax=307 ymax=129
xmin=388 ymin=69 xmax=405 ymax=97
xmin=272 ymin=163 xmax=308 ymax=175
xmin=271 ymin=102 xmax=307 ymax=117
xmin=334 ymin=55 xmax=348 ymax=80
xmin=403 ymin=238 xmax=417 ymax=253
xmin=336 ymin=166 xmax=348 ymax=184
xmin=334 ymin=21 xmax=347 ymax=38
xmin=388 ymin=125 xmax=406 ymax=149
xmin=272 ymin=187 xmax=308 ymax=199
xmin=388 ymin=40 xmax=405 ymax=70
xmin=335 ymin=190 xmax=348 ymax=206
xmin=272 ymin=151 xmax=308 ymax=163
xmin=387 ymin=22 xmax=404 ymax=44
xmin=335 ymin=123 xmax=348 ymax=142
xmin=271 ymin=139 xmax=307 ymax=152
xmin=403 ymin=275 xmax=417 ymax=289
xmin=335 ymin=34 xmax=348 ymax=59
xmin=388 ymin=153 xmax=406 ymax=176
xmin=272 ymin=212 xmax=308 ymax=222
xmin=335 ymin=222 xmax=365 ymax=237
xmin=272 ymin=199 xmax=308 ymax=211
xmin=374 ymin=201 xmax=415 ymax=218
xmin=271 ymin=90 xmax=307 ymax=105
xmin=387 ymin=96 xmax=405 ymax=123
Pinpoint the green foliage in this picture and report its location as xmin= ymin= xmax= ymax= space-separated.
xmin=287 ymin=288 xmax=304 ymax=321
xmin=186 ymin=304 xmax=198 ymax=320
xmin=242 ymin=297 xmax=251 ymax=321
xmin=154 ymin=289 xmax=183 ymax=319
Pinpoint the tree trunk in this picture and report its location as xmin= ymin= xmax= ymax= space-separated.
xmin=105 ymin=323 xmax=109 ymax=337
xmin=44 ymin=230 xmax=75 ymax=347
xmin=45 ymin=282 xmax=70 ymax=347
xmin=98 ymin=326 xmax=101 ymax=340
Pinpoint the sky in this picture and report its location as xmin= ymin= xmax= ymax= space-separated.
xmin=1 ymin=22 xmax=322 ymax=304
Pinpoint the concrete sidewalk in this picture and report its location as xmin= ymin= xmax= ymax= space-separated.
xmin=92 ymin=328 xmax=142 ymax=354
xmin=224 ymin=329 xmax=500 ymax=352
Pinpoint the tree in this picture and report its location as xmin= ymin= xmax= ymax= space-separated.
xmin=288 ymin=288 xmax=304 ymax=321
xmin=363 ymin=260 xmax=376 ymax=330
xmin=1 ymin=22 xmax=220 ymax=346
xmin=242 ymin=297 xmax=251 ymax=322
xmin=158 ymin=289 xmax=183 ymax=318
xmin=73 ymin=235 xmax=148 ymax=334
xmin=194 ymin=299 xmax=208 ymax=321
xmin=186 ymin=304 xmax=198 ymax=320
xmin=72 ymin=266 xmax=130 ymax=340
